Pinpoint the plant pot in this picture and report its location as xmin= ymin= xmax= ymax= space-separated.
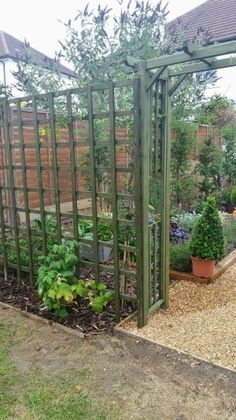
xmin=191 ymin=256 xmax=215 ymax=278
xmin=80 ymin=241 xmax=113 ymax=263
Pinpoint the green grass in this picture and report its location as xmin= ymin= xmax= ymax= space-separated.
xmin=0 ymin=323 xmax=17 ymax=419
xmin=0 ymin=322 xmax=109 ymax=419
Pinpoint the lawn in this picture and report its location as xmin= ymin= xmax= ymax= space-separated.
xmin=0 ymin=322 xmax=109 ymax=419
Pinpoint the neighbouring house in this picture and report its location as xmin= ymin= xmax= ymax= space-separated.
xmin=166 ymin=0 xmax=236 ymax=46
xmin=0 ymin=31 xmax=75 ymax=94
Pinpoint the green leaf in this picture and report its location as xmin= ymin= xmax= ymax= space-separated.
xmin=97 ymin=283 xmax=107 ymax=291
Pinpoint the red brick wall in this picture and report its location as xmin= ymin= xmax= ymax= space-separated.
xmin=0 ymin=108 xmax=220 ymax=211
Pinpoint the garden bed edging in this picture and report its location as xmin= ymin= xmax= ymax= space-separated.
xmin=170 ymin=249 xmax=236 ymax=284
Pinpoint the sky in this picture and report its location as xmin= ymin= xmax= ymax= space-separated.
xmin=0 ymin=0 xmax=235 ymax=99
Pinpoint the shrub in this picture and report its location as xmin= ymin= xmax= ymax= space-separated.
xmin=230 ymin=186 xmax=236 ymax=207
xmin=170 ymin=243 xmax=192 ymax=272
xmin=190 ymin=196 xmax=225 ymax=261
xmin=223 ymin=216 xmax=236 ymax=249
xmin=171 ymin=211 xmax=200 ymax=233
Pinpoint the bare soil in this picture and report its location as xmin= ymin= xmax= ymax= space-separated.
xmin=0 ymin=269 xmax=134 ymax=335
xmin=0 ymin=305 xmax=236 ymax=419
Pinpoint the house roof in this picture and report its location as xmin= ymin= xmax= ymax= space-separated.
xmin=0 ymin=31 xmax=75 ymax=78
xmin=166 ymin=0 xmax=236 ymax=46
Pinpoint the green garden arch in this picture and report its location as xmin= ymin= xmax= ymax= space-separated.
xmin=125 ymin=39 xmax=236 ymax=326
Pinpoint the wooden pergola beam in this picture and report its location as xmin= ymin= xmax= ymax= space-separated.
xmin=169 ymin=55 xmax=236 ymax=77
xmin=142 ymin=40 xmax=236 ymax=70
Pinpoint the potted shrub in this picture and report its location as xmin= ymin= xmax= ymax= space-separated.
xmin=189 ymin=196 xmax=225 ymax=278
xmin=230 ymin=186 xmax=236 ymax=215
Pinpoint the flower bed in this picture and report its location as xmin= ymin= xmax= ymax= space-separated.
xmin=170 ymin=209 xmax=236 ymax=280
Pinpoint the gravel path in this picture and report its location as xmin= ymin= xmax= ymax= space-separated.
xmin=123 ymin=264 xmax=236 ymax=371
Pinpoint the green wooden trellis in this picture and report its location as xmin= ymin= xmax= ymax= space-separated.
xmin=0 ymin=40 xmax=236 ymax=328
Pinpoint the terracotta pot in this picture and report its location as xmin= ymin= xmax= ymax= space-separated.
xmin=191 ymin=256 xmax=215 ymax=278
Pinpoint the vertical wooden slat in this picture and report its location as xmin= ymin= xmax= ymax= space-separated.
xmin=3 ymin=100 xmax=21 ymax=283
xmin=137 ymin=62 xmax=152 ymax=327
xmin=148 ymin=225 xmax=152 ymax=306
xmin=109 ymin=82 xmax=120 ymax=322
xmin=87 ymin=87 xmax=99 ymax=282
xmin=32 ymin=96 xmax=47 ymax=254
xmin=48 ymin=93 xmax=61 ymax=244
xmin=0 ymin=184 xmax=8 ymax=281
xmin=66 ymin=91 xmax=79 ymax=241
xmin=159 ymin=79 xmax=170 ymax=308
xmin=133 ymin=78 xmax=143 ymax=328
xmin=154 ymin=222 xmax=158 ymax=302
xmin=16 ymin=99 xmax=34 ymax=284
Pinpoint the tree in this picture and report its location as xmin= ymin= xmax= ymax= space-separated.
xmin=171 ymin=119 xmax=197 ymax=208
xmin=13 ymin=0 xmax=215 ymax=120
xmin=221 ymin=125 xmax=236 ymax=184
xmin=196 ymin=135 xmax=222 ymax=198
xmin=196 ymin=94 xmax=236 ymax=127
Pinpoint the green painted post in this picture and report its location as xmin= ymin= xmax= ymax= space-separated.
xmin=3 ymin=100 xmax=21 ymax=284
xmin=137 ymin=61 xmax=152 ymax=327
xmin=16 ymin=99 xmax=34 ymax=284
xmin=159 ymin=78 xmax=170 ymax=308
xmin=109 ymin=82 xmax=120 ymax=323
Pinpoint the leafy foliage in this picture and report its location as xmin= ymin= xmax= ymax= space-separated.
xmin=196 ymin=95 xmax=236 ymax=127
xmin=0 ymin=216 xmax=60 ymax=270
xmin=13 ymin=1 xmax=215 ymax=120
xmin=190 ymin=196 xmax=225 ymax=261
xmin=196 ymin=135 xmax=222 ymax=198
xmin=230 ymin=186 xmax=236 ymax=207
xmin=171 ymin=211 xmax=200 ymax=233
xmin=171 ymin=120 xmax=197 ymax=207
xmin=223 ymin=216 xmax=236 ymax=250
xmin=37 ymin=240 xmax=112 ymax=316
xmin=78 ymin=220 xmax=113 ymax=242
xmin=37 ymin=241 xmax=79 ymax=317
xmin=170 ymin=243 xmax=192 ymax=272
xmin=221 ymin=125 xmax=236 ymax=184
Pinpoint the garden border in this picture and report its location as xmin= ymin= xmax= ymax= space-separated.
xmin=1 ymin=299 xmax=235 ymax=377
xmin=0 ymin=301 xmax=85 ymax=339
xmin=170 ymin=249 xmax=236 ymax=284
xmin=114 ymin=324 xmax=236 ymax=375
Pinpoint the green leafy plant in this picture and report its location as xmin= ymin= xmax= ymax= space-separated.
xmin=170 ymin=243 xmax=192 ymax=272
xmin=97 ymin=222 xmax=113 ymax=242
xmin=171 ymin=120 xmax=197 ymax=208
xmin=76 ymin=279 xmax=113 ymax=313
xmin=37 ymin=240 xmax=79 ymax=317
xmin=196 ymin=135 xmax=222 ymax=199
xmin=190 ymin=196 xmax=225 ymax=261
xmin=78 ymin=220 xmax=113 ymax=242
xmin=4 ymin=236 xmax=29 ymax=267
xmin=37 ymin=240 xmax=112 ymax=317
xmin=230 ymin=186 xmax=236 ymax=207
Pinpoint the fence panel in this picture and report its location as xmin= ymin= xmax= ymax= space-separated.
xmin=0 ymin=80 xmax=141 ymax=323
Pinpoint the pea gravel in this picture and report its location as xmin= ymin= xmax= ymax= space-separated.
xmin=122 ymin=264 xmax=236 ymax=371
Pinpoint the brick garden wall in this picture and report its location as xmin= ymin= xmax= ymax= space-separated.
xmin=0 ymin=108 xmax=220 ymax=217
